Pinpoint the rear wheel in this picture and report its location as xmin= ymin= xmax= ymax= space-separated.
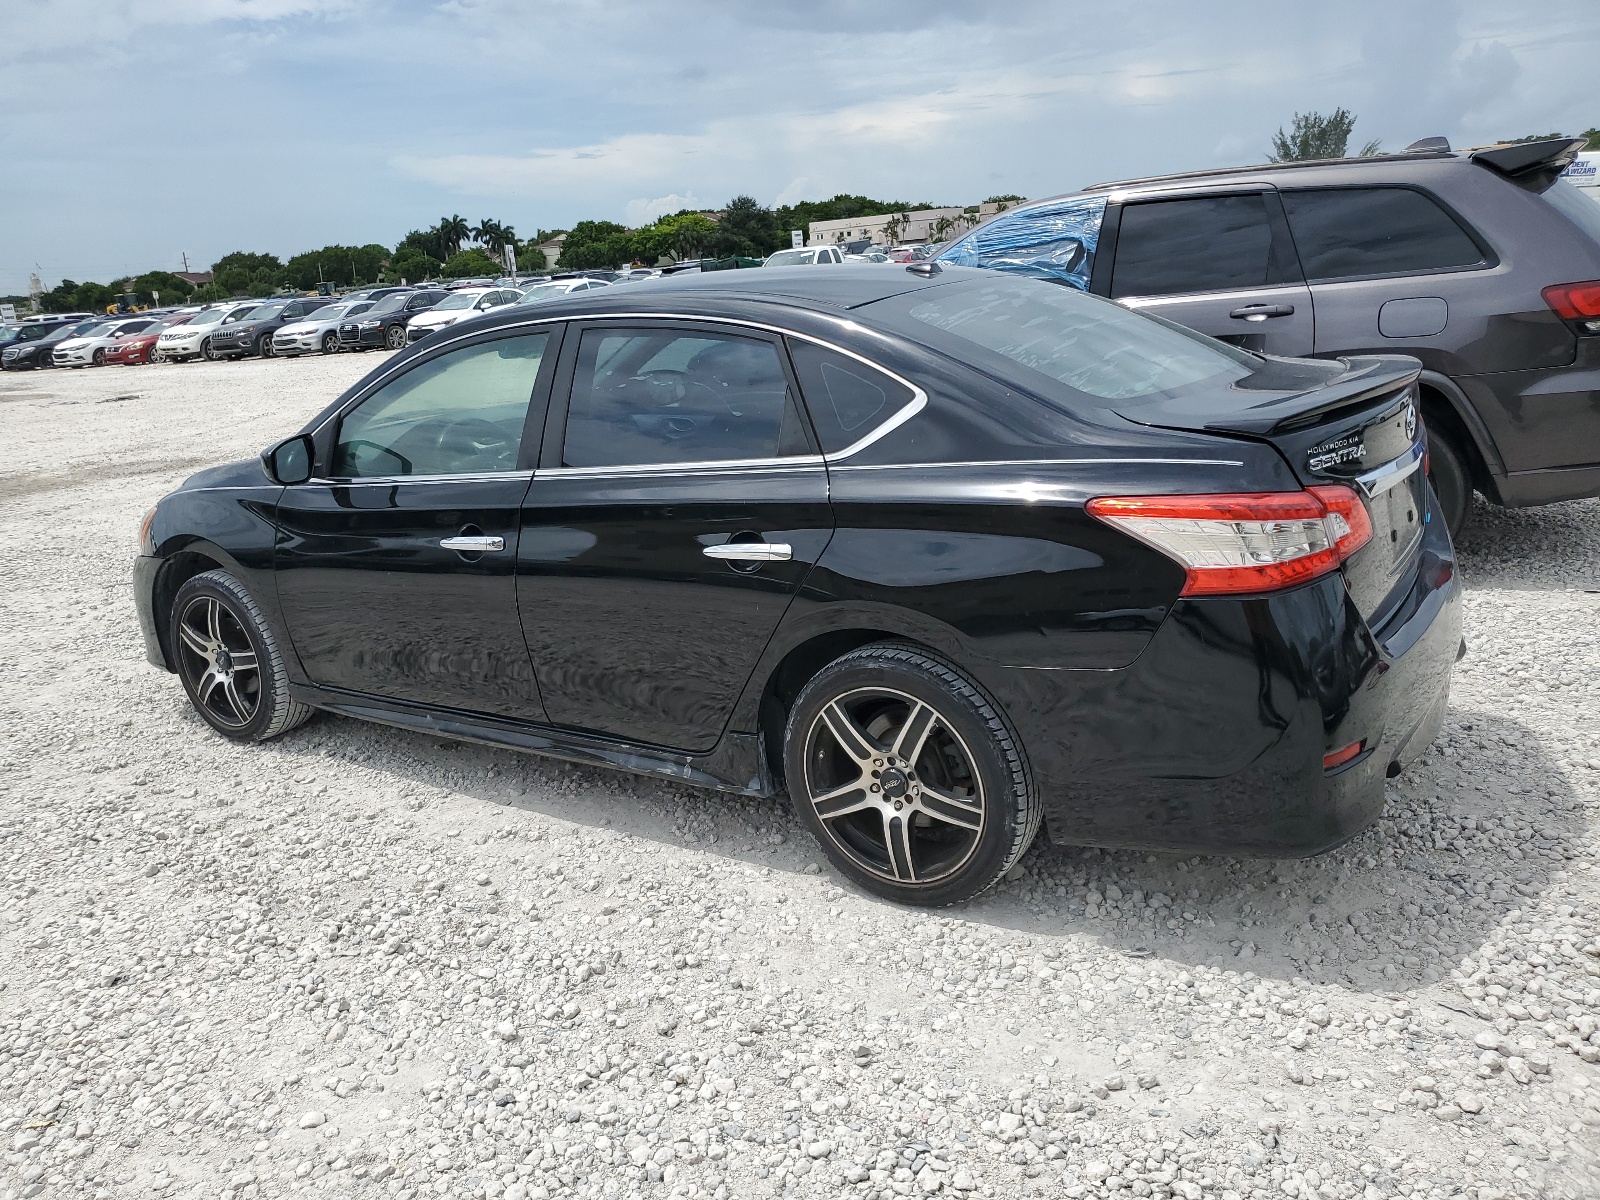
xmin=257 ymin=335 xmax=275 ymax=358
xmin=385 ymin=324 xmax=406 ymax=350
xmin=170 ymin=570 xmax=313 ymax=742
xmin=202 ymin=338 xmax=222 ymax=362
xmin=784 ymin=643 xmax=1039 ymax=906
xmin=1426 ymin=426 xmax=1471 ymax=539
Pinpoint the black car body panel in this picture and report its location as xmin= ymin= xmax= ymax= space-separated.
xmin=337 ymin=289 xmax=447 ymax=349
xmin=135 ymin=266 xmax=1461 ymax=857
xmin=209 ymin=298 xmax=332 ymax=358
xmin=941 ymin=141 xmax=1600 ymax=509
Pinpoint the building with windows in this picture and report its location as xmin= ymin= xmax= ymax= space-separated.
xmin=806 ymin=200 xmax=1025 ymax=249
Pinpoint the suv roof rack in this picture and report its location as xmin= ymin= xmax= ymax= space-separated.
xmin=1081 ymin=148 xmax=1455 ymax=193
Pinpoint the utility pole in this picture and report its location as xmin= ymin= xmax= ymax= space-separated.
xmin=181 ymin=252 xmax=190 ymax=273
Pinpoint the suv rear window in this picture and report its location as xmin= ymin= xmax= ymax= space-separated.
xmin=1280 ymin=187 xmax=1484 ymax=281
xmin=1111 ymin=193 xmax=1297 ymax=298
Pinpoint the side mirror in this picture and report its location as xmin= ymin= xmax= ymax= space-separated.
xmin=263 ymin=434 xmax=314 ymax=485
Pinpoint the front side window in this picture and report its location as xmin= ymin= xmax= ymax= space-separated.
xmin=787 ymin=341 xmax=915 ymax=453
xmin=1281 ymin=187 xmax=1486 ymax=281
xmin=1111 ymin=193 xmax=1291 ymax=298
xmin=332 ymin=332 xmax=549 ymax=478
xmin=562 ymin=328 xmax=810 ymax=468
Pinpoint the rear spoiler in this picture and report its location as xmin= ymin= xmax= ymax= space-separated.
xmin=1470 ymin=137 xmax=1588 ymax=181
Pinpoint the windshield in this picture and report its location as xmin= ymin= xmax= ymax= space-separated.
xmin=368 ymin=293 xmax=409 ymax=315
xmin=0 ymin=328 xmax=17 ymax=345
xmin=223 ymin=306 xmax=257 ymax=323
xmin=764 ymin=249 xmax=816 ymax=267
xmin=149 ymin=315 xmax=188 ymax=332
xmin=245 ymin=303 xmax=287 ymax=320
xmin=515 ymin=284 xmax=572 ymax=305
xmin=304 ymin=303 xmax=353 ymax=322
xmin=885 ymin=276 xmax=1252 ymax=406
xmin=186 ymin=309 xmax=226 ymax=327
xmin=433 ymin=293 xmax=479 ymax=311
xmin=76 ymin=322 xmax=116 ymax=339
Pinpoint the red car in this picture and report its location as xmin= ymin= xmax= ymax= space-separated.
xmin=106 ymin=313 xmax=194 ymax=365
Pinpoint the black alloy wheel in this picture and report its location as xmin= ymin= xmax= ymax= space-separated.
xmin=170 ymin=570 xmax=313 ymax=742
xmin=785 ymin=644 xmax=1040 ymax=906
xmin=202 ymin=338 xmax=222 ymax=362
xmin=321 ymin=332 xmax=338 ymax=354
xmin=1426 ymin=426 xmax=1471 ymax=539
xmin=385 ymin=324 xmax=406 ymax=350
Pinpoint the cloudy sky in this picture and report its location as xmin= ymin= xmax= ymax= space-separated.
xmin=2 ymin=0 xmax=1596 ymax=293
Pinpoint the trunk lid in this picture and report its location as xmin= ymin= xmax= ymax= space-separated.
xmin=1116 ymin=354 xmax=1429 ymax=623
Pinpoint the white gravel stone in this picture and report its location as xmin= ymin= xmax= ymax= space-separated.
xmin=1 ymin=356 xmax=1598 ymax=1199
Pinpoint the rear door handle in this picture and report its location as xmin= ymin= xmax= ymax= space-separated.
xmin=703 ymin=543 xmax=792 ymax=562
xmin=1230 ymin=303 xmax=1295 ymax=321
xmin=440 ymin=535 xmax=505 ymax=552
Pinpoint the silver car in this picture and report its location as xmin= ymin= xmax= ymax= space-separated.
xmin=272 ymin=301 xmax=374 ymax=356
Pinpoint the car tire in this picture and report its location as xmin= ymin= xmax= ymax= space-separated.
xmin=92 ymin=349 xmax=105 ymax=366
xmin=385 ymin=324 xmax=406 ymax=350
xmin=202 ymin=338 xmax=222 ymax=362
xmin=783 ymin=642 xmax=1040 ymax=906
xmin=257 ymin=335 xmax=275 ymax=358
xmin=321 ymin=332 xmax=338 ymax=354
xmin=1426 ymin=426 xmax=1471 ymax=539
xmin=170 ymin=570 xmax=314 ymax=742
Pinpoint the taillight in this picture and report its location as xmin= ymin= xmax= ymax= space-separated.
xmin=1542 ymin=280 xmax=1600 ymax=333
xmin=1086 ymin=487 xmax=1373 ymax=597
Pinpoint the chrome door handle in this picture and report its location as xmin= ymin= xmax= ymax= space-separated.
xmin=440 ymin=535 xmax=505 ymax=552
xmin=703 ymin=542 xmax=792 ymax=562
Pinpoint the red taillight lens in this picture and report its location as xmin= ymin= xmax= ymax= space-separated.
xmin=1542 ymin=280 xmax=1600 ymax=321
xmin=1087 ymin=487 xmax=1373 ymax=597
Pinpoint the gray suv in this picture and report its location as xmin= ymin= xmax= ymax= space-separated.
xmin=937 ymin=137 xmax=1600 ymax=533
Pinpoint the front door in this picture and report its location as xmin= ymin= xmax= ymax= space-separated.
xmin=1104 ymin=190 xmax=1316 ymax=356
xmin=517 ymin=321 xmax=833 ymax=751
xmin=272 ymin=328 xmax=557 ymax=719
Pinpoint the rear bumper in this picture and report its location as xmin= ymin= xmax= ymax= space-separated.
xmin=133 ymin=554 xmax=169 ymax=670
xmin=988 ymin=497 xmax=1461 ymax=857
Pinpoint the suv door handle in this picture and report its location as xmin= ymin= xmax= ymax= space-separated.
xmin=1230 ymin=303 xmax=1295 ymax=321
xmin=703 ymin=543 xmax=792 ymax=562
xmin=440 ymin=535 xmax=505 ymax=552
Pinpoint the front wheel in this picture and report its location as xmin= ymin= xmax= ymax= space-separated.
xmin=385 ymin=324 xmax=406 ymax=350
xmin=170 ymin=570 xmax=313 ymax=742
xmin=784 ymin=643 xmax=1039 ymax=906
xmin=1426 ymin=426 xmax=1471 ymax=539
xmin=92 ymin=348 xmax=106 ymax=366
xmin=321 ymin=332 xmax=338 ymax=354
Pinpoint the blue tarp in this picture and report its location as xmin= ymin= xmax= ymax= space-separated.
xmin=935 ymin=195 xmax=1108 ymax=291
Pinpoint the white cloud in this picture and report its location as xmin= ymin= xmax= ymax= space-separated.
xmin=623 ymin=194 xmax=705 ymax=226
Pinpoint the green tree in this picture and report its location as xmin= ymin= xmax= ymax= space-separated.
xmin=471 ymin=219 xmax=515 ymax=254
xmin=211 ymin=251 xmax=284 ymax=296
xmin=709 ymin=195 xmax=781 ymax=257
xmin=441 ymin=248 xmax=502 ymax=278
xmin=1268 ymin=108 xmax=1380 ymax=162
xmin=130 ymin=271 xmax=194 ymax=305
xmin=283 ymin=244 xmax=391 ymax=290
xmin=439 ymin=215 xmax=470 ymax=256
xmin=191 ymin=282 xmax=228 ymax=303
xmin=385 ymin=248 xmax=442 ymax=285
xmin=633 ymin=213 xmax=718 ymax=264
xmin=396 ymin=227 xmax=448 ymax=262
xmin=557 ymin=220 xmax=637 ymax=270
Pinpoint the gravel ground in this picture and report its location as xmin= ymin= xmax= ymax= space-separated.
xmin=1 ymin=354 xmax=1598 ymax=1200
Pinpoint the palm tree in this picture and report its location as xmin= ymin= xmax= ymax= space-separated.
xmin=472 ymin=219 xmax=515 ymax=254
xmin=439 ymin=215 xmax=470 ymax=256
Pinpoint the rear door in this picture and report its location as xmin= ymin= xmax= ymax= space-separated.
xmin=515 ymin=320 xmax=832 ymax=751
xmin=1105 ymin=190 xmax=1316 ymax=355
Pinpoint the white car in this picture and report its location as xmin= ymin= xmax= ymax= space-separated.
xmin=512 ymin=278 xmax=610 ymax=307
xmin=273 ymin=301 xmax=375 ymax=356
xmin=405 ymin=287 xmax=524 ymax=344
xmin=51 ymin=317 xmax=160 ymax=367
xmin=763 ymin=246 xmax=846 ymax=267
xmin=155 ymin=302 xmax=259 ymax=363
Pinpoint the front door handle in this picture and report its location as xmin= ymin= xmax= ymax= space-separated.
xmin=440 ymin=535 xmax=505 ymax=552
xmin=703 ymin=543 xmax=792 ymax=562
xmin=1229 ymin=303 xmax=1295 ymax=321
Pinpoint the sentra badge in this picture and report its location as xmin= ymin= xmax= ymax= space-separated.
xmin=1308 ymin=432 xmax=1365 ymax=472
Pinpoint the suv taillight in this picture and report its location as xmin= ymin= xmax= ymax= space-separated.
xmin=1542 ymin=281 xmax=1600 ymax=333
xmin=1087 ymin=487 xmax=1373 ymax=597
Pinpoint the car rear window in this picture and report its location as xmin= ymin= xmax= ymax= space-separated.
xmin=1280 ymin=187 xmax=1485 ymax=281
xmin=1539 ymin=178 xmax=1600 ymax=246
xmin=879 ymin=276 xmax=1253 ymax=405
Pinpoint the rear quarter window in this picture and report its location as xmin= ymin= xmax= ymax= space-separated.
xmin=1280 ymin=187 xmax=1486 ymax=281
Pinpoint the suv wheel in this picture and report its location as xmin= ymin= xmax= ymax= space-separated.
xmin=784 ymin=643 xmax=1040 ymax=906
xmin=385 ymin=324 xmax=406 ymax=350
xmin=170 ymin=570 xmax=313 ymax=742
xmin=1426 ymin=427 xmax=1471 ymax=538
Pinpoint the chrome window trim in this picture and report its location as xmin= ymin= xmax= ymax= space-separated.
xmin=309 ymin=311 xmax=927 ymax=466
xmin=307 ymin=470 xmax=535 ymax=486
xmin=829 ymin=457 xmax=1246 ymax=472
xmin=534 ymin=455 xmax=824 ymax=482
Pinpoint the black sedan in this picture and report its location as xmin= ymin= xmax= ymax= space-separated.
xmin=1 ymin=318 xmax=104 ymax=369
xmin=208 ymin=297 xmax=333 ymax=360
xmin=336 ymin=288 xmax=447 ymax=351
xmin=132 ymin=265 xmax=1461 ymax=905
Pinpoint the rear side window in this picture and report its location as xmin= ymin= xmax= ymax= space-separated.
xmin=1281 ymin=187 xmax=1485 ymax=281
xmin=1111 ymin=193 xmax=1296 ymax=298
xmin=787 ymin=342 xmax=916 ymax=453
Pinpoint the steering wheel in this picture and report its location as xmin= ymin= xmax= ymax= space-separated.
xmin=432 ymin=418 xmax=515 ymax=468
xmin=635 ymin=369 xmax=688 ymax=405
